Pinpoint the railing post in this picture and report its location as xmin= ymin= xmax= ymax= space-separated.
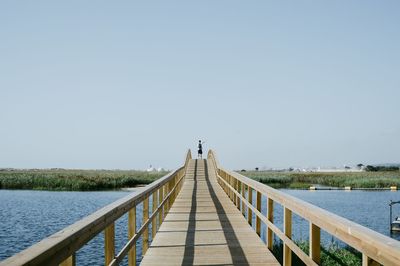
xmin=142 ymin=196 xmax=149 ymax=255
xmin=363 ymin=254 xmax=369 ymax=266
xmin=236 ymin=179 xmax=240 ymax=209
xmin=152 ymin=191 xmax=158 ymax=239
xmin=104 ymin=223 xmax=115 ymax=266
xmin=267 ymin=198 xmax=274 ymax=250
xmin=233 ymin=176 xmax=237 ymax=204
xmin=256 ymin=191 xmax=262 ymax=236
xmin=241 ymin=182 xmax=245 ymax=216
xmin=236 ymin=180 xmax=241 ymax=210
xmin=362 ymin=254 xmax=380 ymax=266
xmin=222 ymin=172 xmax=225 ymax=193
xmin=221 ymin=171 xmax=225 ymax=191
xmin=228 ymin=174 xmax=232 ymax=200
xmin=310 ymin=223 xmax=320 ymax=264
xmin=128 ymin=207 xmax=136 ymax=266
xmin=168 ymin=178 xmax=175 ymax=209
xmin=283 ymin=207 xmax=292 ymax=266
xmin=225 ymin=173 xmax=228 ymax=195
xmin=158 ymin=186 xmax=163 ymax=226
xmin=247 ymin=186 xmax=253 ymax=225
xmin=158 ymin=187 xmax=164 ymax=227
xmin=173 ymin=174 xmax=178 ymax=201
xmin=60 ymin=254 xmax=75 ymax=266
xmin=164 ymin=184 xmax=169 ymax=216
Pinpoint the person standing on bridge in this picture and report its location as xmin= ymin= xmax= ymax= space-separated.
xmin=198 ymin=140 xmax=204 ymax=159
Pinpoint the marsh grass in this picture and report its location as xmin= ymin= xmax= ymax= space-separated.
xmin=272 ymin=239 xmax=362 ymax=266
xmin=240 ymin=171 xmax=400 ymax=189
xmin=0 ymin=169 xmax=167 ymax=191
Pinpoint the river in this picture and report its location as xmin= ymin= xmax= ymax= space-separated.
xmin=1 ymin=189 xmax=400 ymax=264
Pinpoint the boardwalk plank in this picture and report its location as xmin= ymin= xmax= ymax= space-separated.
xmin=141 ymin=159 xmax=279 ymax=266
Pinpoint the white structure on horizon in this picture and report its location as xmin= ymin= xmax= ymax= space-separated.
xmin=146 ymin=165 xmax=156 ymax=172
xmin=146 ymin=165 xmax=166 ymax=172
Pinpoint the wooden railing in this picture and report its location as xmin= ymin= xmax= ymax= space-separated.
xmin=207 ymin=150 xmax=400 ymax=266
xmin=1 ymin=150 xmax=192 ymax=266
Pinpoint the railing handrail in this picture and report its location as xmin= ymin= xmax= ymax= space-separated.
xmin=208 ymin=149 xmax=400 ymax=266
xmin=1 ymin=149 xmax=192 ymax=266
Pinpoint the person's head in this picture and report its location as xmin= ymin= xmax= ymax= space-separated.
xmin=199 ymin=140 xmax=201 ymax=143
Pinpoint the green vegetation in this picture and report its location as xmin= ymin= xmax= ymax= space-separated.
xmin=239 ymin=171 xmax=400 ymax=189
xmin=272 ymin=240 xmax=362 ymax=266
xmin=0 ymin=169 xmax=167 ymax=191
xmin=365 ymin=165 xmax=400 ymax=172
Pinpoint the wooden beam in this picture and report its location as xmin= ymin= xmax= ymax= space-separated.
xmin=310 ymin=223 xmax=320 ymax=264
xmin=256 ymin=191 xmax=262 ymax=236
xmin=164 ymin=184 xmax=169 ymax=216
xmin=59 ymin=254 xmax=75 ymax=266
xmin=247 ymin=186 xmax=253 ymax=226
xmin=128 ymin=207 xmax=136 ymax=266
xmin=152 ymin=191 xmax=158 ymax=239
xmin=283 ymin=208 xmax=292 ymax=266
xmin=142 ymin=197 xmax=149 ymax=255
xmin=362 ymin=254 xmax=380 ymax=266
xmin=104 ymin=223 xmax=115 ymax=266
xmin=158 ymin=187 xmax=163 ymax=225
xmin=241 ymin=182 xmax=245 ymax=216
xmin=267 ymin=198 xmax=274 ymax=250
xmin=236 ymin=179 xmax=240 ymax=209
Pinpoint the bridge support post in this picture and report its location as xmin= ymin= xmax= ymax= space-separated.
xmin=256 ymin=191 xmax=262 ymax=236
xmin=59 ymin=254 xmax=75 ymax=266
xmin=232 ymin=176 xmax=237 ymax=205
xmin=226 ymin=173 xmax=229 ymax=195
xmin=164 ymin=184 xmax=169 ymax=216
xmin=247 ymin=186 xmax=253 ymax=225
xmin=159 ymin=187 xmax=163 ymax=225
xmin=173 ymin=174 xmax=178 ymax=202
xmin=228 ymin=174 xmax=232 ymax=200
xmin=310 ymin=223 xmax=320 ymax=264
xmin=128 ymin=207 xmax=136 ymax=266
xmin=143 ymin=197 xmax=149 ymax=255
xmin=267 ymin=198 xmax=274 ymax=250
xmin=362 ymin=254 xmax=380 ymax=266
xmin=168 ymin=179 xmax=174 ymax=209
xmin=104 ymin=223 xmax=115 ymax=266
xmin=152 ymin=191 xmax=158 ymax=239
xmin=236 ymin=179 xmax=240 ymax=209
xmin=241 ymin=182 xmax=245 ymax=216
xmin=283 ymin=208 xmax=292 ymax=266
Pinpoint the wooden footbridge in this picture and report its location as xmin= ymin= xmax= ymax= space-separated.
xmin=2 ymin=150 xmax=400 ymax=266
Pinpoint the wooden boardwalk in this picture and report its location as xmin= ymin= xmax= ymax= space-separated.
xmin=141 ymin=159 xmax=279 ymax=266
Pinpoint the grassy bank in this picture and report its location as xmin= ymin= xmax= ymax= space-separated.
xmin=272 ymin=240 xmax=362 ymax=266
xmin=239 ymin=170 xmax=400 ymax=189
xmin=0 ymin=169 xmax=167 ymax=191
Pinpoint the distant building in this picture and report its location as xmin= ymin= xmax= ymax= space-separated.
xmin=146 ymin=165 xmax=156 ymax=172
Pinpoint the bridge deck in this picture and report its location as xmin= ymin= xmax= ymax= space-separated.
xmin=141 ymin=159 xmax=279 ymax=265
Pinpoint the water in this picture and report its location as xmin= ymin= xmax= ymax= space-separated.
xmin=1 ymin=189 xmax=400 ymax=264
xmin=0 ymin=189 xmax=150 ymax=265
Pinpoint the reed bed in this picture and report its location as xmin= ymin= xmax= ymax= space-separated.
xmin=239 ymin=171 xmax=400 ymax=189
xmin=0 ymin=169 xmax=167 ymax=191
xmin=272 ymin=240 xmax=362 ymax=266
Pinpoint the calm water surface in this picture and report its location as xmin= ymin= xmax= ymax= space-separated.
xmin=1 ymin=189 xmax=400 ymax=264
xmin=0 ymin=190 xmax=149 ymax=265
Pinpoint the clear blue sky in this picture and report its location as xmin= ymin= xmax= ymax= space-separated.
xmin=1 ymin=1 xmax=399 ymax=170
